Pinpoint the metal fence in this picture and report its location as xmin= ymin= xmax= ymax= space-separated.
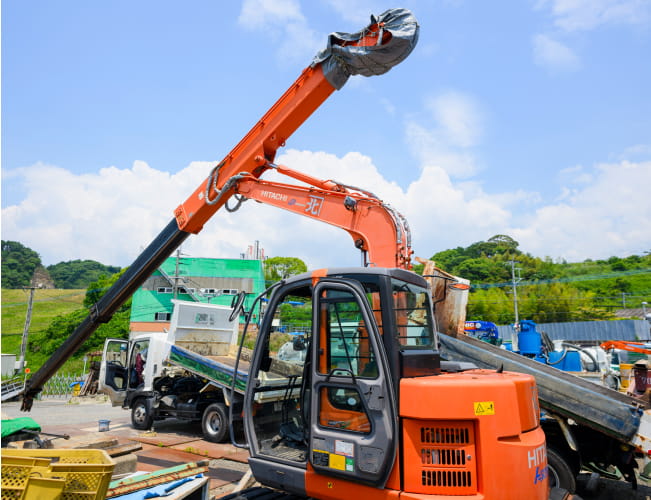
xmin=496 ymin=319 xmax=651 ymax=343
xmin=38 ymin=372 xmax=85 ymax=399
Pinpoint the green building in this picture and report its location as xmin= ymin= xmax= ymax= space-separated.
xmin=130 ymin=257 xmax=265 ymax=333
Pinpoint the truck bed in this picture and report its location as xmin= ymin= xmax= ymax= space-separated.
xmin=167 ymin=344 xmax=304 ymax=400
xmin=438 ymin=334 xmax=646 ymax=442
xmin=168 ymin=344 xmax=250 ymax=393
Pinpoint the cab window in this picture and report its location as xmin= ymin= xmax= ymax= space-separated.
xmin=318 ymin=386 xmax=371 ymax=434
xmin=392 ymin=280 xmax=435 ymax=348
xmin=317 ymin=289 xmax=378 ymax=378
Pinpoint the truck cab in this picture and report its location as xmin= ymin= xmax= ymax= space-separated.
xmin=99 ymin=334 xmax=159 ymax=407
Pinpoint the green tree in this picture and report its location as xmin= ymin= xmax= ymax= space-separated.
xmin=1 ymin=241 xmax=42 ymax=288
xmin=47 ymin=259 xmax=121 ymax=289
xmin=467 ymin=288 xmax=513 ymax=324
xmin=487 ymin=234 xmax=519 ymax=252
xmin=455 ymin=258 xmax=511 ymax=283
xmin=264 ymin=257 xmax=307 ymax=283
xmin=30 ymin=268 xmax=130 ymax=357
xmin=279 ymin=301 xmax=312 ymax=326
xmin=430 ymin=247 xmax=466 ymax=271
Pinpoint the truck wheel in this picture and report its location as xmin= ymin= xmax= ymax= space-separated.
xmin=548 ymin=448 xmax=577 ymax=493
xmin=131 ymin=399 xmax=153 ymax=430
xmin=202 ymin=403 xmax=228 ymax=443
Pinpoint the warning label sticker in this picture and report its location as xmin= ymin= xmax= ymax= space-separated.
xmin=335 ymin=440 xmax=354 ymax=457
xmin=473 ymin=401 xmax=495 ymax=415
xmin=330 ymin=454 xmax=346 ymax=470
xmin=313 ymin=450 xmax=355 ymax=472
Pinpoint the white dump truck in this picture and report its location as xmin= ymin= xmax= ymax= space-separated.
xmin=98 ymin=299 xmax=247 ymax=442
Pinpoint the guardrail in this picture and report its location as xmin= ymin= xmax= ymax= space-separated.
xmin=1 ymin=377 xmax=24 ymax=402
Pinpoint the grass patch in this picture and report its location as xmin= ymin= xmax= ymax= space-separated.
xmin=1 ymin=289 xmax=87 ymax=374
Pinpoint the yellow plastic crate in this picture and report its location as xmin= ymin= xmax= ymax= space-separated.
xmin=22 ymin=477 xmax=66 ymax=500
xmin=1 ymin=449 xmax=114 ymax=500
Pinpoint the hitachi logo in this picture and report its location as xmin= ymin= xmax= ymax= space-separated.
xmin=260 ymin=191 xmax=288 ymax=202
xmin=528 ymin=445 xmax=546 ymax=468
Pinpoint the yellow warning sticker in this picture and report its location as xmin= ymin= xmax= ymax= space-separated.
xmin=474 ymin=401 xmax=495 ymax=415
xmin=329 ymin=453 xmax=346 ymax=471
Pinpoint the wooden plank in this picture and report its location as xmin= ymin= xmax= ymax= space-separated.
xmin=105 ymin=442 xmax=143 ymax=457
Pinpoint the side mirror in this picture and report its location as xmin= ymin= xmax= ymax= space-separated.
xmin=229 ymin=292 xmax=247 ymax=322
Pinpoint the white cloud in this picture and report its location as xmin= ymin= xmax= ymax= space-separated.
xmin=238 ymin=0 xmax=304 ymax=27
xmin=3 ymin=154 xmax=650 ymax=273
xmin=426 ymin=92 xmax=483 ymax=148
xmin=405 ymin=91 xmax=483 ymax=178
xmin=532 ymin=33 xmax=580 ymax=71
xmin=558 ymin=164 xmax=594 ymax=187
xmin=237 ymin=0 xmax=321 ymax=64
xmin=510 ymin=160 xmax=651 ymax=260
xmin=2 ymin=161 xmax=211 ymax=267
xmin=537 ymin=0 xmax=651 ymax=32
xmin=620 ymin=143 xmax=651 ymax=161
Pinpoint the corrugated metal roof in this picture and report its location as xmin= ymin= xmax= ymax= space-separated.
xmin=496 ymin=319 xmax=651 ymax=342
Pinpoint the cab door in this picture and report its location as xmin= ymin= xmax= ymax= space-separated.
xmin=98 ymin=338 xmax=129 ymax=406
xmin=308 ymin=279 xmax=397 ymax=487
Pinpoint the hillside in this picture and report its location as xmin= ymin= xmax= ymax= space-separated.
xmin=1 ymin=288 xmax=86 ymax=373
xmin=427 ymin=236 xmax=651 ymax=324
xmin=2 ymin=240 xmax=121 ymax=289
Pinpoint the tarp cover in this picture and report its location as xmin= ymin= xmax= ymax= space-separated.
xmin=1 ymin=417 xmax=41 ymax=438
xmin=313 ymin=8 xmax=419 ymax=89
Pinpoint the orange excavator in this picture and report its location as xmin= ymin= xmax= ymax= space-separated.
xmin=19 ymin=9 xmax=558 ymax=499
xmin=601 ymin=341 xmax=651 ymax=355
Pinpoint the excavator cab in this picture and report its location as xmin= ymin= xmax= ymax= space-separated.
xmin=242 ymin=269 xmax=403 ymax=495
xmin=239 ymin=267 xmax=447 ymax=497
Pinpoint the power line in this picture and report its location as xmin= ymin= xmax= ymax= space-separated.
xmin=470 ymin=268 xmax=651 ymax=289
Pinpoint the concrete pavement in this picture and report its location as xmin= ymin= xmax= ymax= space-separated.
xmin=1 ymin=396 xmax=252 ymax=497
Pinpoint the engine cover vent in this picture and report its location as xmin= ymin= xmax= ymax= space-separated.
xmin=403 ymin=420 xmax=477 ymax=495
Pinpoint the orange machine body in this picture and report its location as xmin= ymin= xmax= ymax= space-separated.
xmin=304 ymin=370 xmax=547 ymax=500
xmin=163 ymin=10 xmax=549 ymax=499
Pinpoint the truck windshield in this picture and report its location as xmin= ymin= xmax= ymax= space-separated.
xmin=391 ymin=279 xmax=436 ymax=349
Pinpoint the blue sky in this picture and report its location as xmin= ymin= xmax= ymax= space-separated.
xmin=2 ymin=0 xmax=650 ymax=270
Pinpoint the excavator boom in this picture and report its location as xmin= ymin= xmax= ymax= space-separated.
xmin=229 ymin=168 xmax=413 ymax=268
xmin=20 ymin=8 xmax=419 ymax=410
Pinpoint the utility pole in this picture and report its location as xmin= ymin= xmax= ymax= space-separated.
xmin=173 ymin=248 xmax=181 ymax=299
xmin=508 ymin=260 xmax=522 ymax=351
xmin=17 ymin=286 xmax=37 ymax=373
